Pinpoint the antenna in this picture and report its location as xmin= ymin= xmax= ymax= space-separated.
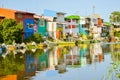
xmin=93 ymin=5 xmax=95 ymax=14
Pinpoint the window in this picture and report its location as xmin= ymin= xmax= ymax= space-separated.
xmin=17 ymin=13 xmax=22 ymax=18
xmin=27 ymin=23 xmax=34 ymax=28
xmin=40 ymin=19 xmax=44 ymax=26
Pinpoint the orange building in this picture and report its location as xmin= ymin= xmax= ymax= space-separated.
xmin=0 ymin=8 xmax=35 ymax=24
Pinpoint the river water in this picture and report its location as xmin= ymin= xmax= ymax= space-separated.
xmin=0 ymin=43 xmax=120 ymax=80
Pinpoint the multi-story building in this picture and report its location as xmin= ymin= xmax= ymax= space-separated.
xmin=44 ymin=10 xmax=66 ymax=39
xmin=87 ymin=14 xmax=103 ymax=40
xmin=65 ymin=15 xmax=80 ymax=37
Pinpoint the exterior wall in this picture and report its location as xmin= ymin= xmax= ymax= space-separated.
xmin=0 ymin=8 xmax=15 ymax=19
xmin=47 ymin=22 xmax=57 ymax=39
xmin=15 ymin=13 xmax=34 ymax=24
xmin=24 ymin=18 xmax=34 ymax=39
xmin=65 ymin=19 xmax=79 ymax=35
xmin=15 ymin=13 xmax=34 ymax=39
xmin=79 ymin=24 xmax=88 ymax=35
xmin=79 ymin=17 xmax=89 ymax=35
xmin=38 ymin=19 xmax=47 ymax=36
xmin=56 ymin=13 xmax=65 ymax=23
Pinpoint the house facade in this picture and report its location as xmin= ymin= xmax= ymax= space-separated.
xmin=0 ymin=8 xmax=35 ymax=39
xmin=65 ymin=16 xmax=79 ymax=38
xmin=88 ymin=14 xmax=103 ymax=40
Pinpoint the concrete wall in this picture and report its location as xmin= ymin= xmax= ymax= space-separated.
xmin=47 ymin=22 xmax=57 ymax=39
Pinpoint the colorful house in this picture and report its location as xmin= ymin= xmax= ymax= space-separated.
xmin=24 ymin=18 xmax=34 ymax=39
xmin=34 ymin=15 xmax=47 ymax=36
xmin=85 ymin=14 xmax=103 ymax=40
xmin=65 ymin=15 xmax=80 ymax=37
xmin=44 ymin=10 xmax=66 ymax=39
xmin=0 ymin=8 xmax=35 ymax=39
xmin=56 ymin=12 xmax=66 ymax=39
xmin=79 ymin=17 xmax=89 ymax=36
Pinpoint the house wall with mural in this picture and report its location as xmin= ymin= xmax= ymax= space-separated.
xmin=24 ymin=18 xmax=34 ymax=39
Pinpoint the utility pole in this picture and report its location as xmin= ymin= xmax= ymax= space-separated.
xmin=93 ymin=5 xmax=95 ymax=14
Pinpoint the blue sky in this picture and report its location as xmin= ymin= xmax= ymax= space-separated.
xmin=1 ymin=0 xmax=120 ymax=22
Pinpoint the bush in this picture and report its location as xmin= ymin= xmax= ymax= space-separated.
xmin=23 ymin=33 xmax=44 ymax=43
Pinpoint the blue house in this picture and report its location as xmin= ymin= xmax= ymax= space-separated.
xmin=24 ymin=18 xmax=34 ymax=39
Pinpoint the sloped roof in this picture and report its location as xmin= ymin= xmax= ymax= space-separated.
xmin=0 ymin=8 xmax=35 ymax=14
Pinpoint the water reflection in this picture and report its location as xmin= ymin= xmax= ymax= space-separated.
xmin=0 ymin=43 xmax=120 ymax=80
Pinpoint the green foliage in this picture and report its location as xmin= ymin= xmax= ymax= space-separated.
xmin=103 ymin=22 xmax=111 ymax=27
xmin=33 ymin=49 xmax=44 ymax=58
xmin=0 ymin=18 xmax=23 ymax=44
xmin=47 ymin=36 xmax=54 ymax=41
xmin=24 ymin=33 xmax=44 ymax=43
xmin=66 ymin=15 xmax=80 ymax=20
xmin=114 ymin=31 xmax=120 ymax=38
xmin=110 ymin=11 xmax=120 ymax=22
xmin=0 ymin=52 xmax=24 ymax=76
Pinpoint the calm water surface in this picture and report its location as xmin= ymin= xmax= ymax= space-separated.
xmin=0 ymin=43 xmax=120 ymax=80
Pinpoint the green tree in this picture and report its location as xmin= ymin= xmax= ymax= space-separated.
xmin=110 ymin=11 xmax=120 ymax=22
xmin=0 ymin=18 xmax=23 ymax=44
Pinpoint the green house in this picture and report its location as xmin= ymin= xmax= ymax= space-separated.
xmin=38 ymin=18 xmax=47 ymax=36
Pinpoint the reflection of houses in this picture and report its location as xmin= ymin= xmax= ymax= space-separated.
xmin=48 ymin=47 xmax=59 ymax=70
xmin=1 ymin=75 xmax=17 ymax=80
xmin=90 ymin=43 xmax=103 ymax=63
xmin=64 ymin=46 xmax=80 ymax=65
xmin=0 ymin=8 xmax=35 ymax=39
xmin=79 ymin=44 xmax=89 ymax=66
xmin=38 ymin=52 xmax=48 ymax=71
xmin=25 ymin=52 xmax=36 ymax=76
xmin=111 ymin=44 xmax=120 ymax=63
